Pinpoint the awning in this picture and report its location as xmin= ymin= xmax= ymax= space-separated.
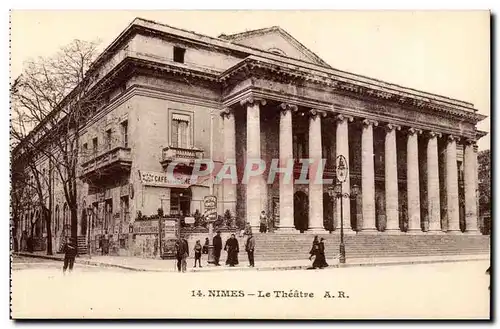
xmin=172 ymin=113 xmax=190 ymax=122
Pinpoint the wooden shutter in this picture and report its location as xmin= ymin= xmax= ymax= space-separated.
xmin=171 ymin=120 xmax=179 ymax=147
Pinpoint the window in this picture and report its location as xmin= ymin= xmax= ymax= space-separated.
xmin=173 ymin=46 xmax=186 ymax=63
xmin=82 ymin=143 xmax=88 ymax=153
xmin=120 ymin=196 xmax=130 ymax=222
xmin=121 ymin=121 xmax=128 ymax=148
xmin=92 ymin=202 xmax=99 ymax=229
xmin=293 ymin=133 xmax=307 ymax=160
xmin=92 ymin=137 xmax=98 ymax=154
xmin=171 ymin=114 xmax=191 ymax=148
xmin=106 ymin=129 xmax=112 ymax=150
xmin=104 ymin=199 xmax=113 ymax=232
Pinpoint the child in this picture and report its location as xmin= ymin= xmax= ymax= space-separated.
xmin=194 ymin=240 xmax=202 ymax=268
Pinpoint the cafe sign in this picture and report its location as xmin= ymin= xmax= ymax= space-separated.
xmin=139 ymin=170 xmax=191 ymax=188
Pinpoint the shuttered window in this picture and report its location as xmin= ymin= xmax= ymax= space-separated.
xmin=171 ymin=113 xmax=191 ymax=148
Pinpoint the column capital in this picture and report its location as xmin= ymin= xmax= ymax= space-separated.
xmin=335 ymin=113 xmax=354 ymax=123
xmin=240 ymin=96 xmax=267 ymax=107
xmin=464 ymin=138 xmax=477 ymax=146
xmin=427 ymin=131 xmax=442 ymax=139
xmin=362 ymin=119 xmax=378 ymax=127
xmin=407 ymin=127 xmax=423 ymax=135
xmin=385 ymin=123 xmax=401 ymax=132
xmin=447 ymin=134 xmax=461 ymax=142
xmin=220 ymin=107 xmax=234 ymax=119
xmin=279 ymin=103 xmax=298 ymax=115
xmin=309 ymin=109 xmax=327 ymax=119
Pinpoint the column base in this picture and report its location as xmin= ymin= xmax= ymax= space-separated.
xmin=275 ymin=227 xmax=298 ymax=233
xmin=355 ymin=229 xmax=378 ymax=234
xmin=424 ymin=230 xmax=446 ymax=235
xmin=463 ymin=230 xmax=482 ymax=235
xmin=305 ymin=228 xmax=329 ymax=234
xmin=446 ymin=230 xmax=463 ymax=235
xmin=406 ymin=229 xmax=425 ymax=234
xmin=334 ymin=229 xmax=358 ymax=234
xmin=382 ymin=229 xmax=405 ymax=234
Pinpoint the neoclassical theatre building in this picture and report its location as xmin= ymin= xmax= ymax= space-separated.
xmin=15 ymin=18 xmax=488 ymax=255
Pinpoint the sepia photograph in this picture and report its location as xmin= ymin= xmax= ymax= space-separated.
xmin=9 ymin=10 xmax=491 ymax=320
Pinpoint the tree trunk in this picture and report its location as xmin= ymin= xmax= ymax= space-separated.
xmin=44 ymin=209 xmax=53 ymax=255
xmin=71 ymin=206 xmax=78 ymax=240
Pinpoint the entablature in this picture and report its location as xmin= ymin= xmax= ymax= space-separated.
xmin=220 ymin=57 xmax=486 ymax=125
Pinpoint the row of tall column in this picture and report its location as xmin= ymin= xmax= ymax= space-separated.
xmin=222 ymin=99 xmax=479 ymax=234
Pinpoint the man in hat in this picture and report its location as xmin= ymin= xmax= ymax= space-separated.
xmin=213 ymin=231 xmax=222 ymax=266
xmin=62 ymin=237 xmax=78 ymax=274
xmin=245 ymin=232 xmax=256 ymax=267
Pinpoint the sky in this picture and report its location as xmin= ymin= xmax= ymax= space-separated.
xmin=10 ymin=10 xmax=491 ymax=150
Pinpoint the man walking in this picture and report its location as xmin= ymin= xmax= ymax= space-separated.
xmin=213 ymin=231 xmax=222 ymax=266
xmin=181 ymin=237 xmax=189 ymax=272
xmin=62 ymin=237 xmax=77 ymax=274
xmin=175 ymin=237 xmax=189 ymax=272
xmin=245 ymin=232 xmax=255 ymax=267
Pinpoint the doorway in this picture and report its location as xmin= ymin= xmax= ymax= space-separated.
xmin=323 ymin=192 xmax=334 ymax=231
xmin=294 ymin=191 xmax=308 ymax=232
xmin=81 ymin=209 xmax=87 ymax=236
xmin=170 ymin=188 xmax=192 ymax=216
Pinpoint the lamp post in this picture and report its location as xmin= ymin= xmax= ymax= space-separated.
xmin=328 ymin=155 xmax=359 ymax=264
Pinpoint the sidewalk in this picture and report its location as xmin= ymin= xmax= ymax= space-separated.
xmin=13 ymin=251 xmax=490 ymax=273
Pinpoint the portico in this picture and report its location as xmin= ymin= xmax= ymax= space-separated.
xmin=219 ymin=57 xmax=486 ymax=235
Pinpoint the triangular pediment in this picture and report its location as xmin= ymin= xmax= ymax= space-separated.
xmin=219 ymin=27 xmax=330 ymax=68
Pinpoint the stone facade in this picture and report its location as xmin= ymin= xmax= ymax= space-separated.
xmin=13 ymin=18 xmax=488 ymax=257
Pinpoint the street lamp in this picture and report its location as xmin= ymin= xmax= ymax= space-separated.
xmin=328 ymin=154 xmax=360 ymax=265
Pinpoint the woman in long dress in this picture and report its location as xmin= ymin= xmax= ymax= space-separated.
xmin=224 ymin=234 xmax=239 ymax=266
xmin=313 ymin=238 xmax=329 ymax=269
xmin=309 ymin=235 xmax=319 ymax=261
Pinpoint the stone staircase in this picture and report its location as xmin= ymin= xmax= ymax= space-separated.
xmin=251 ymin=232 xmax=490 ymax=261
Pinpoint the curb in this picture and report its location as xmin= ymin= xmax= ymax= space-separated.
xmin=14 ymin=252 xmax=489 ymax=273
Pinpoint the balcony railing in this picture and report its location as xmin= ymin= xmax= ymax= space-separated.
xmin=160 ymin=146 xmax=204 ymax=167
xmin=81 ymin=146 xmax=132 ymax=178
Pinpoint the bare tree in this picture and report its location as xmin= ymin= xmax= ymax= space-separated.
xmin=11 ymin=39 xmax=104 ymax=244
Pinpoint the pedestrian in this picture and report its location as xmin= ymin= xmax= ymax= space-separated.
xmin=312 ymin=238 xmax=328 ymax=269
xmin=202 ymin=237 xmax=209 ymax=254
xmin=101 ymin=232 xmax=109 ymax=255
xmin=194 ymin=240 xmax=202 ymax=268
xmin=245 ymin=232 xmax=255 ymax=267
xmin=181 ymin=237 xmax=189 ymax=272
xmin=259 ymin=211 xmax=268 ymax=233
xmin=213 ymin=231 xmax=222 ymax=266
xmin=62 ymin=237 xmax=77 ymax=274
xmin=244 ymin=221 xmax=252 ymax=236
xmin=309 ymin=235 xmax=319 ymax=261
xmin=268 ymin=215 xmax=274 ymax=233
xmin=224 ymin=234 xmax=239 ymax=267
xmin=175 ymin=237 xmax=188 ymax=272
